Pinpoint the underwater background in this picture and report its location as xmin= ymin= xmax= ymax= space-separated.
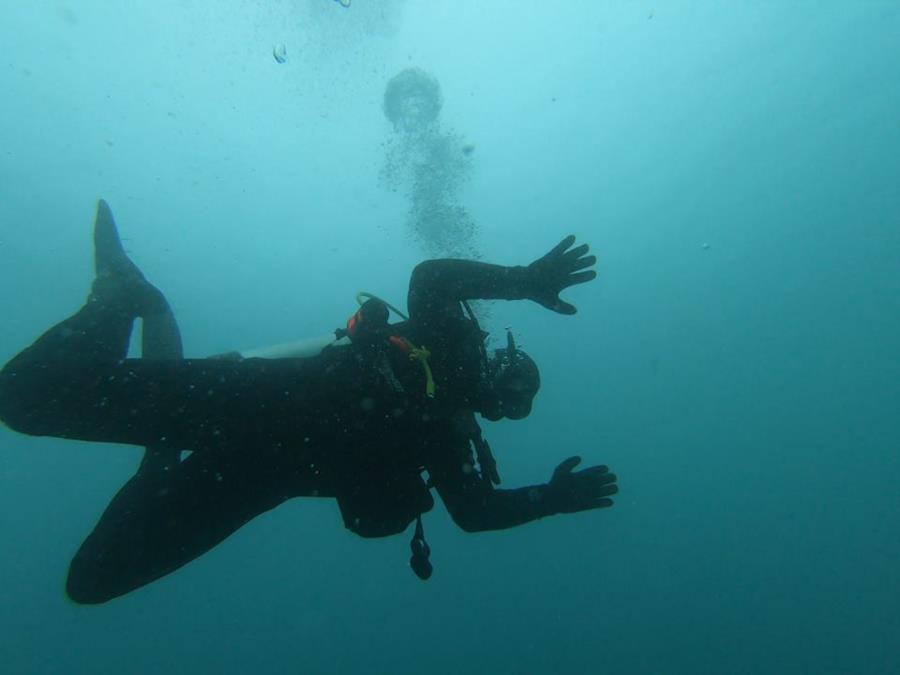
xmin=1 ymin=1 xmax=898 ymax=673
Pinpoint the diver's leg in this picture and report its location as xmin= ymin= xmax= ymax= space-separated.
xmin=0 ymin=293 xmax=142 ymax=435
xmin=2 ymin=200 xmax=169 ymax=370
xmin=66 ymin=451 xmax=328 ymax=604
xmin=134 ymin=235 xmax=184 ymax=472
xmin=136 ymin=305 xmax=185 ymax=473
xmin=97 ymin=197 xmax=186 ymax=471
xmin=0 ymin=200 xmax=175 ymax=438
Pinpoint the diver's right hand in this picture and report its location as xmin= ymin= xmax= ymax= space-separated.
xmin=524 ymin=235 xmax=597 ymax=315
xmin=545 ymin=456 xmax=618 ymax=514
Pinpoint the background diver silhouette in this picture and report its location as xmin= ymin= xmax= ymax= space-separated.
xmin=0 ymin=201 xmax=618 ymax=604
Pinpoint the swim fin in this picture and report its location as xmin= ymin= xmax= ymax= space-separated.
xmin=91 ymin=199 xmax=167 ymax=318
xmin=94 ymin=199 xmax=144 ymax=282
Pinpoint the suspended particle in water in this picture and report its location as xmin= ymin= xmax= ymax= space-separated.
xmin=334 ymin=0 xmax=351 ymax=7
xmin=273 ymin=44 xmax=287 ymax=64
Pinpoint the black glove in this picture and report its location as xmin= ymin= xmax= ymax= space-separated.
xmin=525 ymin=235 xmax=597 ymax=314
xmin=545 ymin=456 xmax=618 ymax=514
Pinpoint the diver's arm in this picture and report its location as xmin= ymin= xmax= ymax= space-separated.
xmin=408 ymin=259 xmax=531 ymax=318
xmin=425 ymin=435 xmax=539 ymax=531
xmin=407 ymin=235 xmax=596 ymax=321
xmin=429 ymin=447 xmax=618 ymax=532
xmin=435 ymin=476 xmax=553 ymax=532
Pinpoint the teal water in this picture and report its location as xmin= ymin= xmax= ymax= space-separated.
xmin=1 ymin=2 xmax=898 ymax=673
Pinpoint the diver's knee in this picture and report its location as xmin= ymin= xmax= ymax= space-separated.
xmin=449 ymin=509 xmax=487 ymax=533
xmin=66 ymin=578 xmax=109 ymax=605
xmin=0 ymin=365 xmax=32 ymax=434
xmin=66 ymin=553 xmax=117 ymax=605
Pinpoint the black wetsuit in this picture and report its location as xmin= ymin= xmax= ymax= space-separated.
xmin=0 ymin=259 xmax=560 ymax=603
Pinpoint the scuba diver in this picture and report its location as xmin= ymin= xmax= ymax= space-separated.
xmin=0 ymin=200 xmax=618 ymax=604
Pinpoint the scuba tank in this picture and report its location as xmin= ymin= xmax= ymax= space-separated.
xmin=208 ymin=293 xmax=401 ymax=361
xmin=233 ymin=333 xmax=350 ymax=360
xmin=207 ymin=333 xmax=350 ymax=361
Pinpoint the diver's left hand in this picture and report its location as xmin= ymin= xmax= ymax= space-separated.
xmin=545 ymin=456 xmax=618 ymax=514
xmin=525 ymin=235 xmax=597 ymax=315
